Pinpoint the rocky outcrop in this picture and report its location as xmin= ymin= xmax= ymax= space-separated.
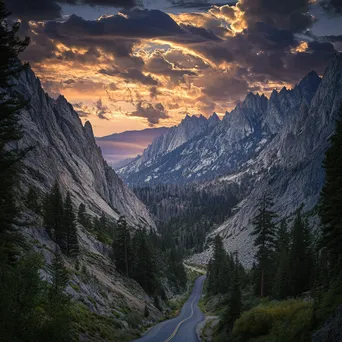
xmin=14 ymin=66 xmax=155 ymax=229
xmin=312 ymin=305 xmax=342 ymax=342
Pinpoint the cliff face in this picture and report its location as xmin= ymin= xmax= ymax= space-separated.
xmin=14 ymin=66 xmax=155 ymax=229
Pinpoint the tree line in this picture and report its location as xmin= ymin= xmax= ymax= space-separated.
xmin=133 ymin=183 xmax=238 ymax=254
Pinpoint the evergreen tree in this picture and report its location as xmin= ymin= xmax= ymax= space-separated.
xmin=206 ymin=235 xmax=230 ymax=295
xmin=48 ymin=248 xmax=70 ymax=295
xmin=0 ymin=0 xmax=30 ymax=261
xmin=43 ymin=182 xmax=65 ymax=244
xmin=144 ymin=305 xmax=150 ymax=318
xmin=223 ymin=251 xmax=242 ymax=334
xmin=289 ymin=210 xmax=313 ymax=297
xmin=26 ymin=187 xmax=41 ymax=214
xmin=113 ymin=216 xmax=131 ymax=277
xmin=63 ymin=192 xmax=79 ymax=257
xmin=77 ymin=203 xmax=93 ymax=230
xmin=131 ymin=228 xmax=159 ymax=295
xmin=45 ymin=248 xmax=72 ymax=341
xmin=319 ymin=110 xmax=342 ymax=271
xmin=272 ymin=219 xmax=291 ymax=299
xmin=250 ymin=193 xmax=277 ymax=297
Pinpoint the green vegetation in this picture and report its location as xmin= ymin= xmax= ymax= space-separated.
xmin=133 ymin=183 xmax=238 ymax=254
xmin=231 ymin=300 xmax=313 ymax=342
xmin=43 ymin=184 xmax=80 ymax=258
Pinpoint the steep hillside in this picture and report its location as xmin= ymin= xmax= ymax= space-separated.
xmin=15 ymin=66 xmax=155 ymax=230
xmin=6 ymin=66 xmax=163 ymax=340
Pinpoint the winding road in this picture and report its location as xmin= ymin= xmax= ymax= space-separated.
xmin=133 ymin=275 xmax=206 ymax=342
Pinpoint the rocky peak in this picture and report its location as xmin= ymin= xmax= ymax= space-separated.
xmin=208 ymin=112 xmax=220 ymax=127
xmin=297 ymin=70 xmax=321 ymax=105
xmin=84 ymin=120 xmax=96 ymax=144
xmin=242 ymin=92 xmax=268 ymax=112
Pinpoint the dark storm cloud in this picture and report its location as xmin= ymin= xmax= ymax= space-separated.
xmin=99 ymin=67 xmax=159 ymax=85
xmin=168 ymin=0 xmax=237 ymax=9
xmin=6 ymin=0 xmax=141 ymax=20
xmin=129 ymin=102 xmax=169 ymax=126
xmin=57 ymin=9 xmax=183 ymax=39
xmin=6 ymin=0 xmax=62 ymax=20
xmin=201 ymin=74 xmax=249 ymax=100
xmin=238 ymin=0 xmax=314 ymax=33
xmin=320 ymin=0 xmax=342 ymax=14
xmin=324 ymin=35 xmax=342 ymax=42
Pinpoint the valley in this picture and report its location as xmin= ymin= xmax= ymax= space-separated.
xmin=1 ymin=1 xmax=342 ymax=341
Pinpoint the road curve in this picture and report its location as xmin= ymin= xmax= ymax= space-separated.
xmin=133 ymin=275 xmax=206 ymax=342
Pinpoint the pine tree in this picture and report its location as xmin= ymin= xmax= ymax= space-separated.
xmin=63 ymin=192 xmax=79 ymax=257
xmin=131 ymin=228 xmax=159 ymax=294
xmin=319 ymin=110 xmax=342 ymax=272
xmin=144 ymin=305 xmax=150 ymax=318
xmin=0 ymin=0 xmax=30 ymax=261
xmin=113 ymin=216 xmax=131 ymax=277
xmin=45 ymin=248 xmax=72 ymax=341
xmin=44 ymin=182 xmax=65 ymax=245
xmin=289 ymin=210 xmax=313 ymax=297
xmin=78 ymin=203 xmax=87 ymax=226
xmin=26 ymin=187 xmax=41 ymax=214
xmin=272 ymin=219 xmax=291 ymax=299
xmin=223 ymin=251 xmax=242 ymax=334
xmin=206 ymin=235 xmax=230 ymax=295
xmin=250 ymin=193 xmax=277 ymax=297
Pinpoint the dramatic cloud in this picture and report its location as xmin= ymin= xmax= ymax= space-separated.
xmin=237 ymin=0 xmax=314 ymax=33
xmin=129 ymin=102 xmax=169 ymax=126
xmin=72 ymin=102 xmax=91 ymax=117
xmin=94 ymin=98 xmax=111 ymax=119
xmin=14 ymin=1 xmax=340 ymax=135
xmin=6 ymin=0 xmax=142 ymax=20
xmin=320 ymin=0 xmax=342 ymax=14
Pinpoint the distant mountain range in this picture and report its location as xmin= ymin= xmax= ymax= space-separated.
xmin=96 ymin=127 xmax=169 ymax=169
xmin=118 ymin=53 xmax=342 ymax=265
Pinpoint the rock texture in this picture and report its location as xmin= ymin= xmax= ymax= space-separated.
xmin=120 ymin=53 xmax=342 ymax=266
xmin=14 ymin=66 xmax=155 ymax=230
xmin=312 ymin=305 xmax=342 ymax=342
xmin=118 ymin=113 xmax=220 ymax=182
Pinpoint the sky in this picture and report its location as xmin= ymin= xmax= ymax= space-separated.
xmin=7 ymin=0 xmax=342 ymax=136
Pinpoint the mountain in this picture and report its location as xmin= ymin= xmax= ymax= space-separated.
xmin=6 ymin=65 xmax=164 ymax=339
xmin=118 ymin=113 xmax=221 ymax=181
xmin=96 ymin=127 xmax=169 ymax=168
xmin=122 ymin=53 xmax=342 ymax=266
xmin=16 ymin=66 xmax=155 ymax=230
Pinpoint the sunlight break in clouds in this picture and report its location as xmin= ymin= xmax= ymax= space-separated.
xmin=13 ymin=0 xmax=342 ymax=135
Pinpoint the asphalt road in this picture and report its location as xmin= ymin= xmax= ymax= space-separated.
xmin=133 ymin=275 xmax=206 ymax=342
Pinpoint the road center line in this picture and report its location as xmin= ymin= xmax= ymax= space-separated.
xmin=163 ymin=293 xmax=198 ymax=342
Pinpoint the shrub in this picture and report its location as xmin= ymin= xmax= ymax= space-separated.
xmin=231 ymin=299 xmax=313 ymax=342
